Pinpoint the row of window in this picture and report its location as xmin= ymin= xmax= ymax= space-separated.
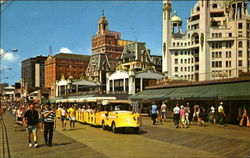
xmin=175 ymin=58 xmax=195 ymax=64
xmin=212 ymin=60 xmax=243 ymax=68
xmin=175 ymin=66 xmax=194 ymax=72
xmin=174 ymin=49 xmax=198 ymax=56
xmin=175 ymin=74 xmax=194 ymax=80
xmin=212 ymin=50 xmax=243 ymax=58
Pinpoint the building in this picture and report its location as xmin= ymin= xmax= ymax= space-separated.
xmin=2 ymin=86 xmax=15 ymax=103
xmin=107 ymin=42 xmax=164 ymax=95
xmin=45 ymin=53 xmax=90 ymax=99
xmin=162 ymin=0 xmax=250 ymax=81
xmin=85 ymin=53 xmax=111 ymax=84
xmin=21 ymin=55 xmax=48 ymax=93
xmin=86 ymin=12 xmax=132 ymax=84
xmin=120 ymin=42 xmax=162 ymax=72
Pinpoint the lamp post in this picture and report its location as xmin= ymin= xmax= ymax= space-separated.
xmin=0 ymin=49 xmax=18 ymax=108
xmin=0 ymin=49 xmax=18 ymax=84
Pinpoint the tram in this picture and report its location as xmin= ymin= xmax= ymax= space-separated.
xmin=55 ymin=97 xmax=142 ymax=133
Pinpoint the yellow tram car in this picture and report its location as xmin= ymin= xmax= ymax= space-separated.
xmin=55 ymin=97 xmax=142 ymax=133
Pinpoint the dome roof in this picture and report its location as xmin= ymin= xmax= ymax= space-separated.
xmin=171 ymin=11 xmax=182 ymax=23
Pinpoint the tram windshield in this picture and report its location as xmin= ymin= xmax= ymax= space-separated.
xmin=111 ymin=103 xmax=131 ymax=111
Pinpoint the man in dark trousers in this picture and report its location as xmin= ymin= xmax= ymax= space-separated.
xmin=43 ymin=104 xmax=56 ymax=147
xmin=23 ymin=103 xmax=39 ymax=148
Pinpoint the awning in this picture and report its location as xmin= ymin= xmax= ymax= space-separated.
xmin=130 ymin=88 xmax=176 ymax=100
xmin=130 ymin=81 xmax=250 ymax=101
xmin=168 ymin=86 xmax=208 ymax=100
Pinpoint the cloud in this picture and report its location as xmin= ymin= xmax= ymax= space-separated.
xmin=0 ymin=48 xmax=19 ymax=62
xmin=59 ymin=47 xmax=73 ymax=54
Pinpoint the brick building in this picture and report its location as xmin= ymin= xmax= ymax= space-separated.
xmin=45 ymin=53 xmax=90 ymax=99
xmin=21 ymin=55 xmax=48 ymax=93
xmin=86 ymin=13 xmax=132 ymax=84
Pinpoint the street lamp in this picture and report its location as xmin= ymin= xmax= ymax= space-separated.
xmin=0 ymin=49 xmax=18 ymax=109
xmin=0 ymin=49 xmax=18 ymax=84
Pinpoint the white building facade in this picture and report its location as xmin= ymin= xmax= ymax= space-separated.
xmin=162 ymin=0 xmax=250 ymax=81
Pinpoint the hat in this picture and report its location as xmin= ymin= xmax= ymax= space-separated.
xmin=220 ymin=102 xmax=223 ymax=105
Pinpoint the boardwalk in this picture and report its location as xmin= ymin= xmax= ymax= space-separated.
xmin=1 ymin=114 xmax=250 ymax=158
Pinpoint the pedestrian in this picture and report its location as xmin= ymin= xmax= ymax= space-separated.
xmin=209 ymin=105 xmax=216 ymax=124
xmin=161 ymin=102 xmax=167 ymax=122
xmin=184 ymin=103 xmax=190 ymax=126
xmin=43 ymin=104 xmax=56 ymax=147
xmin=198 ymin=105 xmax=205 ymax=127
xmin=150 ymin=102 xmax=158 ymax=125
xmin=239 ymin=106 xmax=250 ymax=127
xmin=218 ymin=102 xmax=226 ymax=127
xmin=192 ymin=104 xmax=199 ymax=123
xmin=39 ymin=105 xmax=45 ymax=132
xmin=61 ymin=106 xmax=67 ymax=130
xmin=68 ymin=105 xmax=76 ymax=129
xmin=180 ymin=105 xmax=186 ymax=128
xmin=173 ymin=104 xmax=180 ymax=128
xmin=23 ymin=103 xmax=39 ymax=148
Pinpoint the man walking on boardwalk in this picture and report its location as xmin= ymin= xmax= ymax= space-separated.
xmin=23 ymin=103 xmax=39 ymax=148
xmin=43 ymin=104 xmax=56 ymax=147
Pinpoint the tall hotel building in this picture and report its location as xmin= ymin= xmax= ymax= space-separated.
xmin=162 ymin=0 xmax=250 ymax=81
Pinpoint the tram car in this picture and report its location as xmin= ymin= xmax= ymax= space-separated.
xmin=55 ymin=97 xmax=142 ymax=133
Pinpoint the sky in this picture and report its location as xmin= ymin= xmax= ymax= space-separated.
xmin=1 ymin=0 xmax=206 ymax=85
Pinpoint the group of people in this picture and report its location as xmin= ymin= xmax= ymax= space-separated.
xmin=57 ymin=105 xmax=77 ymax=130
xmin=3 ymin=103 xmax=57 ymax=148
xmin=150 ymin=101 xmax=228 ymax=128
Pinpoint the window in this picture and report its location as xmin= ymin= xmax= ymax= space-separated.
xmin=173 ymin=43 xmax=175 ymax=46
xmin=181 ymin=59 xmax=183 ymax=63
xmin=188 ymin=58 xmax=190 ymax=64
xmin=175 ymin=67 xmax=178 ymax=72
xmin=219 ymin=52 xmax=222 ymax=58
xmin=238 ymin=41 xmax=243 ymax=48
xmin=238 ymin=23 xmax=243 ymax=29
xmin=197 ymin=7 xmax=200 ymax=11
xmin=185 ymin=59 xmax=187 ymax=63
xmin=238 ymin=60 xmax=242 ymax=67
xmin=238 ymin=51 xmax=242 ymax=57
xmin=229 ymin=33 xmax=232 ymax=37
xmin=238 ymin=31 xmax=243 ymax=37
xmin=175 ymin=59 xmax=178 ymax=64
xmin=181 ymin=67 xmax=183 ymax=72
xmin=226 ymin=42 xmax=232 ymax=48
xmin=185 ymin=67 xmax=187 ymax=72
xmin=175 ymin=52 xmax=178 ymax=56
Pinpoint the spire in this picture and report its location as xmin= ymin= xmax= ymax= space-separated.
xmin=98 ymin=10 xmax=108 ymax=34
xmin=102 ymin=10 xmax=104 ymax=16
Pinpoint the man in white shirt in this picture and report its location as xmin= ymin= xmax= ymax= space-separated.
xmin=210 ymin=105 xmax=216 ymax=124
xmin=173 ymin=104 xmax=180 ymax=128
xmin=161 ymin=102 xmax=167 ymax=122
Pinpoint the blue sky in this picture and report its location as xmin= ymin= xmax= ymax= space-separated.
xmin=1 ymin=1 xmax=199 ymax=84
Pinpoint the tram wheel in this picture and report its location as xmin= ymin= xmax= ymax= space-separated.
xmin=133 ymin=127 xmax=139 ymax=133
xmin=112 ymin=122 xmax=118 ymax=133
xmin=102 ymin=121 xmax=107 ymax=130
